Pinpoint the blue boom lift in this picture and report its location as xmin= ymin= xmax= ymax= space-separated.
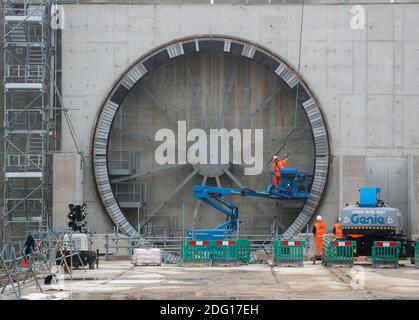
xmin=187 ymin=167 xmax=311 ymax=240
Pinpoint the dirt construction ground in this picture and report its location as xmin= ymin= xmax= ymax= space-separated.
xmin=2 ymin=259 xmax=419 ymax=300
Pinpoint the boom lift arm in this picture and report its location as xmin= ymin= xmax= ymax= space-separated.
xmin=188 ymin=168 xmax=311 ymax=240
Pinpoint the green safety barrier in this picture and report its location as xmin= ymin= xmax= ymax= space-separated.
xmin=211 ymin=242 xmax=237 ymax=261
xmin=274 ymin=240 xmax=306 ymax=266
xmin=414 ymin=242 xmax=419 ymax=269
xmin=236 ymin=240 xmax=251 ymax=264
xmin=323 ymin=240 xmax=355 ymax=268
xmin=180 ymin=240 xmax=250 ymax=263
xmin=372 ymin=241 xmax=400 ymax=268
xmin=181 ymin=241 xmax=212 ymax=261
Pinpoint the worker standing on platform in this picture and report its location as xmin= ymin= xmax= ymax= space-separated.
xmin=333 ymin=217 xmax=343 ymax=239
xmin=272 ymin=154 xmax=289 ymax=186
xmin=312 ymin=215 xmax=326 ymax=257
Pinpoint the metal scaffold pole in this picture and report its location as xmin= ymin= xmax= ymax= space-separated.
xmin=2 ymin=0 xmax=57 ymax=246
xmin=0 ymin=230 xmax=87 ymax=299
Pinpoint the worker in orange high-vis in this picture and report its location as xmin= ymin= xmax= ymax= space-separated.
xmin=312 ymin=215 xmax=326 ymax=257
xmin=333 ymin=217 xmax=343 ymax=239
xmin=272 ymin=154 xmax=289 ymax=186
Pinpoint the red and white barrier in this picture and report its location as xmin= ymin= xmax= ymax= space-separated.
xmin=375 ymin=241 xmax=397 ymax=247
xmin=281 ymin=241 xmax=301 ymax=246
xmin=189 ymin=240 xmax=210 ymax=246
xmin=216 ymin=241 xmax=235 ymax=246
xmin=331 ymin=241 xmax=353 ymax=246
xmin=188 ymin=240 xmax=236 ymax=246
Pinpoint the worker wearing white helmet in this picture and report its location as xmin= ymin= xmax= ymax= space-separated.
xmin=313 ymin=215 xmax=326 ymax=258
xmin=272 ymin=154 xmax=288 ymax=186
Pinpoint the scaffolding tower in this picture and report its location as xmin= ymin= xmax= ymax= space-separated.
xmin=2 ymin=0 xmax=56 ymax=245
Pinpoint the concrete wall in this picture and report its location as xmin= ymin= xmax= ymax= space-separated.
xmin=409 ymin=156 xmax=419 ymax=236
xmin=52 ymin=154 xmax=84 ymax=229
xmin=52 ymin=153 xmax=116 ymax=233
xmin=60 ymin=3 xmax=419 ymax=235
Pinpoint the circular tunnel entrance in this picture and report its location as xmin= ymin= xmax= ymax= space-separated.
xmin=93 ymin=36 xmax=330 ymax=239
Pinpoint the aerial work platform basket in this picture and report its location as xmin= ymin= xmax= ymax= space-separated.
xmin=371 ymin=241 xmax=400 ymax=269
xmin=322 ymin=240 xmax=355 ymax=268
xmin=274 ymin=240 xmax=306 ymax=267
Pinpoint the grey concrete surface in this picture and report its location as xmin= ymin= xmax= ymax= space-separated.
xmin=340 ymin=155 xmax=365 ymax=208
xmin=409 ymin=157 xmax=419 ymax=235
xmin=52 ymin=154 xmax=85 ymax=229
xmin=76 ymin=1 xmax=419 ymax=5
xmin=4 ymin=260 xmax=419 ymax=300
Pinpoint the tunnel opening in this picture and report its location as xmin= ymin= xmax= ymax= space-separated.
xmin=92 ymin=36 xmax=330 ymax=240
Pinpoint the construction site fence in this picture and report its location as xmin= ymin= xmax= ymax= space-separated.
xmin=1 ymin=242 xmax=88 ymax=300
xmin=415 ymin=242 xmax=419 ymax=269
xmin=372 ymin=241 xmax=401 ymax=268
xmin=322 ymin=239 xmax=356 ymax=268
xmin=274 ymin=240 xmax=306 ymax=266
xmin=103 ymin=233 xmax=298 ymax=260
xmin=180 ymin=240 xmax=251 ymax=263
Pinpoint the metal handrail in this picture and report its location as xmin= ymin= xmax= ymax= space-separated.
xmin=5 ymin=64 xmax=44 ymax=82
xmin=102 ymin=233 xmax=287 ymax=262
xmin=6 ymin=153 xmax=45 ymax=170
xmin=4 ymin=7 xmax=45 ymax=17
xmin=108 ymin=150 xmax=136 ymax=170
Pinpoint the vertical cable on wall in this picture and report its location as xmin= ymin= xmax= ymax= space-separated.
xmin=293 ymin=0 xmax=305 ymax=128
